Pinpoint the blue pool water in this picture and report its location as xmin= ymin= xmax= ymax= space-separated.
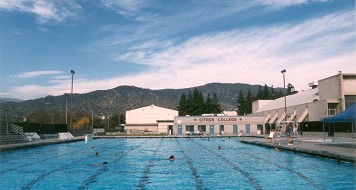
xmin=0 ymin=138 xmax=355 ymax=189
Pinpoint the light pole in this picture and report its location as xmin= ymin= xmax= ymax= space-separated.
xmin=65 ymin=95 xmax=68 ymax=124
xmin=90 ymin=101 xmax=94 ymax=134
xmin=70 ymin=70 xmax=75 ymax=131
xmin=51 ymin=113 xmax=54 ymax=134
xmin=281 ymin=69 xmax=287 ymax=121
xmin=5 ymin=108 xmax=9 ymax=136
xmin=70 ymin=70 xmax=75 ymax=105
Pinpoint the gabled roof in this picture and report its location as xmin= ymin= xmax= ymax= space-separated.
xmin=127 ymin=104 xmax=178 ymax=113
xmin=256 ymin=88 xmax=319 ymax=112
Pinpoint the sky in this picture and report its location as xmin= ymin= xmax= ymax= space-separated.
xmin=0 ymin=0 xmax=355 ymax=100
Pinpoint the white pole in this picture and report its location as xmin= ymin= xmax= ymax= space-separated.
xmin=65 ymin=98 xmax=68 ymax=124
xmin=352 ymin=122 xmax=354 ymax=149
xmin=323 ymin=122 xmax=325 ymax=146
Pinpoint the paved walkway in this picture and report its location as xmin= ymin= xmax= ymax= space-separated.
xmin=0 ymin=136 xmax=84 ymax=152
xmin=239 ymin=135 xmax=356 ymax=163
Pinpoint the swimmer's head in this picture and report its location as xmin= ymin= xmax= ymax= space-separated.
xmin=102 ymin=161 xmax=108 ymax=164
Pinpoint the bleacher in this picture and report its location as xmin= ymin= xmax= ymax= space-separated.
xmin=0 ymin=124 xmax=25 ymax=145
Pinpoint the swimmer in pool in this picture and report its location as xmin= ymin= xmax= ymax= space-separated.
xmin=96 ymin=152 xmax=99 ymax=156
xmin=91 ymin=161 xmax=108 ymax=166
xmin=169 ymin=155 xmax=175 ymax=161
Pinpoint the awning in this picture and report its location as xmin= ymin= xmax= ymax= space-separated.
xmin=263 ymin=113 xmax=271 ymax=123
xmin=268 ymin=112 xmax=278 ymax=124
xmin=276 ymin=112 xmax=286 ymax=123
xmin=297 ymin=108 xmax=308 ymax=123
xmin=323 ymin=104 xmax=356 ymax=123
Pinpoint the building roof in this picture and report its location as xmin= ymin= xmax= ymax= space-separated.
xmin=127 ymin=104 xmax=178 ymax=113
xmin=256 ymin=88 xmax=319 ymax=112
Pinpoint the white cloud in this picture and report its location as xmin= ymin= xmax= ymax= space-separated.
xmin=253 ymin=0 xmax=331 ymax=9
xmin=0 ymin=0 xmax=81 ymax=23
xmin=3 ymin=6 xmax=355 ymax=100
xmin=115 ymin=10 xmax=355 ymax=90
xmin=13 ymin=70 xmax=63 ymax=79
xmin=101 ymin=0 xmax=151 ymax=21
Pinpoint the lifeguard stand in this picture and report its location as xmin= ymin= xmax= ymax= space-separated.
xmin=275 ymin=121 xmax=299 ymax=145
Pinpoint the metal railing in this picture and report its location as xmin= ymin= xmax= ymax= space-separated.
xmin=10 ymin=124 xmax=23 ymax=138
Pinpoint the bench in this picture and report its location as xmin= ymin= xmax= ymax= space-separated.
xmin=43 ymin=134 xmax=58 ymax=139
xmin=301 ymin=132 xmax=328 ymax=137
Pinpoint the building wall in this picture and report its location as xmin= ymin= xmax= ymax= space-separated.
xmin=253 ymin=73 xmax=356 ymax=123
xmin=253 ymin=92 xmax=329 ymax=122
xmin=125 ymin=124 xmax=158 ymax=133
xmin=125 ymin=105 xmax=178 ymax=134
xmin=173 ymin=116 xmax=264 ymax=136
xmin=343 ymin=76 xmax=356 ymax=94
xmin=318 ymin=74 xmax=342 ymax=101
xmin=126 ymin=105 xmax=178 ymax=124
xmin=158 ymin=122 xmax=173 ymax=134
xmin=252 ymin=100 xmax=272 ymax=114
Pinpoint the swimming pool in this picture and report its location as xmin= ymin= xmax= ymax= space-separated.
xmin=0 ymin=137 xmax=355 ymax=189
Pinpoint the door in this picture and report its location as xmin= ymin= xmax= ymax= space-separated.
xmin=209 ymin=125 xmax=214 ymax=135
xmin=246 ymin=124 xmax=250 ymax=134
xmin=178 ymin=125 xmax=182 ymax=135
xmin=219 ymin=125 xmax=224 ymax=135
xmin=168 ymin=125 xmax=173 ymax=135
xmin=233 ymin=125 xmax=238 ymax=135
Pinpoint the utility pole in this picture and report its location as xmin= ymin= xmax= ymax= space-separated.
xmin=70 ymin=70 xmax=75 ymax=132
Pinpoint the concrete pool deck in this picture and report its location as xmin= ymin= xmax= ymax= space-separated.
xmin=238 ymin=135 xmax=356 ymax=163
xmin=0 ymin=135 xmax=355 ymax=163
xmin=0 ymin=136 xmax=85 ymax=151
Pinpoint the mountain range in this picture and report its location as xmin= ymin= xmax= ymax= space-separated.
xmin=0 ymin=83 xmax=278 ymax=118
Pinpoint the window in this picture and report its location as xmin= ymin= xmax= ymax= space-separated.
xmin=345 ymin=95 xmax=356 ymax=109
xmin=186 ymin=125 xmax=194 ymax=132
xmin=328 ymin=103 xmax=338 ymax=116
xmin=198 ymin=125 xmax=206 ymax=132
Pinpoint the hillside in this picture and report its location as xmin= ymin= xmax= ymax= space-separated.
xmin=0 ymin=83 xmax=276 ymax=119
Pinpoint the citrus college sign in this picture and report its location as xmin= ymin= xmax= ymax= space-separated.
xmin=198 ymin=117 xmax=238 ymax=122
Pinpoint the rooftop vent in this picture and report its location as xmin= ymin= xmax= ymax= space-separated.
xmin=309 ymin=82 xmax=318 ymax=89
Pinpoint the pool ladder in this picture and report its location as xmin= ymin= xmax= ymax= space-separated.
xmin=275 ymin=125 xmax=283 ymax=145
xmin=275 ymin=124 xmax=300 ymax=145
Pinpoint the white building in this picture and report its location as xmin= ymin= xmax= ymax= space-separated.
xmin=125 ymin=105 xmax=178 ymax=134
xmin=124 ymin=73 xmax=355 ymax=136
xmin=252 ymin=73 xmax=356 ymax=124
xmin=173 ymin=115 xmax=265 ymax=136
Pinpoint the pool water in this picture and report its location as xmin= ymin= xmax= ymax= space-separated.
xmin=0 ymin=138 xmax=355 ymax=189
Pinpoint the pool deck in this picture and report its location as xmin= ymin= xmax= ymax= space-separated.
xmin=0 ymin=135 xmax=355 ymax=163
xmin=238 ymin=136 xmax=356 ymax=163
xmin=0 ymin=136 xmax=85 ymax=152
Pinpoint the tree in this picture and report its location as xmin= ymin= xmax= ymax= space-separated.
xmin=211 ymin=92 xmax=222 ymax=114
xmin=178 ymin=93 xmax=188 ymax=116
xmin=245 ymin=89 xmax=253 ymax=114
xmin=186 ymin=93 xmax=194 ymax=115
xmin=27 ymin=110 xmax=49 ymax=123
xmin=205 ymin=93 xmax=213 ymax=113
xmin=256 ymin=86 xmax=263 ymax=100
xmin=192 ymin=88 xmax=205 ymax=115
xmin=287 ymin=83 xmax=295 ymax=95
xmin=262 ymin=84 xmax=271 ymax=100
xmin=270 ymin=85 xmax=276 ymax=99
xmin=177 ymin=89 xmax=222 ymax=116
xmin=237 ymin=90 xmax=246 ymax=115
